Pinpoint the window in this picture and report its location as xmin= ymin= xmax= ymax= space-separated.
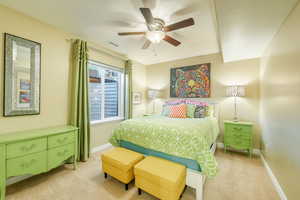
xmin=88 ymin=60 xmax=124 ymax=123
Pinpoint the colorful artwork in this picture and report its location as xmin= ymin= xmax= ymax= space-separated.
xmin=19 ymin=91 xmax=30 ymax=103
xmin=20 ymin=79 xmax=31 ymax=90
xmin=170 ymin=63 xmax=211 ymax=98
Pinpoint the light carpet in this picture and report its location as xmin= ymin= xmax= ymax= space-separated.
xmin=6 ymin=149 xmax=280 ymax=200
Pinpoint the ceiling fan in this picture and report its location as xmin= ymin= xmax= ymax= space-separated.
xmin=118 ymin=8 xmax=195 ymax=49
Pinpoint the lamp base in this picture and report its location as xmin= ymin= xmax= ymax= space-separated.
xmin=233 ymin=117 xmax=239 ymax=122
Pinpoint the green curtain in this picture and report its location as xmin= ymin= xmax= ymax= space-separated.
xmin=125 ymin=60 xmax=133 ymax=119
xmin=71 ymin=39 xmax=90 ymax=162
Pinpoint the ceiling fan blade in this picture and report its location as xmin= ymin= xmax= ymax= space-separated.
xmin=118 ymin=32 xmax=145 ymax=36
xmin=163 ymin=35 xmax=181 ymax=46
xmin=164 ymin=18 xmax=195 ymax=32
xmin=142 ymin=40 xmax=151 ymax=49
xmin=140 ymin=8 xmax=154 ymax=25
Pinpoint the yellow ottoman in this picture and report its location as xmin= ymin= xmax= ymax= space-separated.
xmin=134 ymin=156 xmax=186 ymax=200
xmin=101 ymin=147 xmax=144 ymax=190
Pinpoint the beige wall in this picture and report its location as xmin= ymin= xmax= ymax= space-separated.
xmin=260 ymin=1 xmax=300 ymax=199
xmin=146 ymin=54 xmax=261 ymax=148
xmin=132 ymin=61 xmax=147 ymax=118
xmin=0 ymin=5 xmax=147 ymax=149
xmin=0 ymin=5 xmax=72 ymax=133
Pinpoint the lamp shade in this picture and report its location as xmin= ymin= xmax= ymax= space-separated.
xmin=148 ymin=89 xmax=159 ymax=99
xmin=226 ymin=86 xmax=245 ymax=97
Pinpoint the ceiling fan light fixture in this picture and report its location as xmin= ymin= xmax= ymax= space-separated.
xmin=146 ymin=31 xmax=165 ymax=43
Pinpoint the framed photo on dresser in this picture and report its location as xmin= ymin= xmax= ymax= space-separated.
xmin=3 ymin=33 xmax=41 ymax=116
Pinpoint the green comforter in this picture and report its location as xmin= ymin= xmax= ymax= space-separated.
xmin=109 ymin=115 xmax=219 ymax=177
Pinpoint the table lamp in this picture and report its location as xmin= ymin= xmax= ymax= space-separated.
xmin=226 ymin=85 xmax=245 ymax=122
xmin=148 ymin=89 xmax=159 ymax=114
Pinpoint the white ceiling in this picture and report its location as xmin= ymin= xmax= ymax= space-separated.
xmin=0 ymin=0 xmax=220 ymax=65
xmin=215 ymin=0 xmax=298 ymax=62
xmin=1 ymin=0 xmax=297 ymax=64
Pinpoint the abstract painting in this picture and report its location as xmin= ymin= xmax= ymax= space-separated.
xmin=4 ymin=33 xmax=41 ymax=116
xmin=170 ymin=63 xmax=211 ymax=98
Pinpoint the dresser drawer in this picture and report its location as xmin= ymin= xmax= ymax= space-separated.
xmin=6 ymin=138 xmax=47 ymax=159
xmin=6 ymin=151 xmax=47 ymax=178
xmin=48 ymin=132 xmax=75 ymax=148
xmin=48 ymin=143 xmax=74 ymax=170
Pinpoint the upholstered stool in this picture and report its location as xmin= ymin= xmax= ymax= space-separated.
xmin=134 ymin=156 xmax=186 ymax=200
xmin=101 ymin=147 xmax=144 ymax=190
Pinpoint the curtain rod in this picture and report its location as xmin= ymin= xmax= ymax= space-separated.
xmin=66 ymin=39 xmax=127 ymax=61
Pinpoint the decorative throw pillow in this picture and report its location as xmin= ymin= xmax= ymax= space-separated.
xmin=169 ymin=104 xmax=187 ymax=118
xmin=186 ymin=104 xmax=196 ymax=118
xmin=185 ymin=99 xmax=209 ymax=107
xmin=194 ymin=105 xmax=207 ymax=118
xmin=165 ymin=99 xmax=185 ymax=105
xmin=161 ymin=104 xmax=170 ymax=116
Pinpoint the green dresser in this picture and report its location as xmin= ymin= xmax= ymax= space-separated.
xmin=0 ymin=126 xmax=78 ymax=200
xmin=224 ymin=121 xmax=253 ymax=157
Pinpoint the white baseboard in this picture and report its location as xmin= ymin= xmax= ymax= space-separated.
xmin=260 ymin=153 xmax=288 ymax=200
xmin=91 ymin=143 xmax=113 ymax=153
xmin=216 ymin=142 xmax=260 ymax=155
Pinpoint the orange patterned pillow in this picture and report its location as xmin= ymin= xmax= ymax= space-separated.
xmin=169 ymin=104 xmax=187 ymax=118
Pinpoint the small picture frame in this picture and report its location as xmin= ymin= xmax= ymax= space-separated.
xmin=3 ymin=33 xmax=41 ymax=116
xmin=133 ymin=92 xmax=142 ymax=105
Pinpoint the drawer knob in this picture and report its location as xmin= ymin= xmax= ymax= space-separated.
xmin=57 ymin=150 xmax=68 ymax=156
xmin=20 ymin=159 xmax=36 ymax=168
xmin=57 ymin=137 xmax=68 ymax=143
xmin=21 ymin=144 xmax=36 ymax=151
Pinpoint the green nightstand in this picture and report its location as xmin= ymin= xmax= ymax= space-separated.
xmin=224 ymin=120 xmax=253 ymax=157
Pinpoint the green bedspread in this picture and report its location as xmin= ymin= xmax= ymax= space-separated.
xmin=109 ymin=115 xmax=219 ymax=177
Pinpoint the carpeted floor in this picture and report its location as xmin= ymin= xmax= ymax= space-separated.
xmin=6 ymin=149 xmax=280 ymax=200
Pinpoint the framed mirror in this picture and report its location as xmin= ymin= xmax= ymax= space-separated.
xmin=4 ymin=33 xmax=41 ymax=116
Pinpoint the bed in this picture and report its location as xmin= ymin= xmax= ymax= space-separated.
xmin=110 ymin=107 xmax=219 ymax=200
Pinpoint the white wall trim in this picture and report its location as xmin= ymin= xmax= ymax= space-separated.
xmin=91 ymin=143 xmax=113 ymax=153
xmin=260 ymin=153 xmax=288 ymax=200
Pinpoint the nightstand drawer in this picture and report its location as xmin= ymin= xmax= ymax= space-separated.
xmin=225 ymin=135 xmax=251 ymax=145
xmin=226 ymin=124 xmax=251 ymax=134
xmin=231 ymin=131 xmax=251 ymax=140
xmin=6 ymin=138 xmax=47 ymax=159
